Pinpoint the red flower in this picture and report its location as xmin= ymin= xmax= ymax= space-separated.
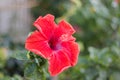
xmin=25 ymin=14 xmax=80 ymax=76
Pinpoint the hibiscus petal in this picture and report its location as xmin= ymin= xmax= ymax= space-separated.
xmin=25 ymin=30 xmax=52 ymax=59
xmin=59 ymin=34 xmax=76 ymax=42
xmin=33 ymin=14 xmax=57 ymax=39
xmin=48 ymin=50 xmax=71 ymax=76
xmin=54 ymin=20 xmax=75 ymax=38
xmin=61 ymin=41 xmax=80 ymax=66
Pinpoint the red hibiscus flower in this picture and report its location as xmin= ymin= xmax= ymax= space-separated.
xmin=25 ymin=14 xmax=80 ymax=76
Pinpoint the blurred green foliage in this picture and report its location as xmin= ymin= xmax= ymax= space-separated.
xmin=31 ymin=0 xmax=72 ymax=18
xmin=0 ymin=0 xmax=120 ymax=80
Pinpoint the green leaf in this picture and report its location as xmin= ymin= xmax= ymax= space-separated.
xmin=24 ymin=62 xmax=46 ymax=80
xmin=12 ymin=50 xmax=28 ymax=60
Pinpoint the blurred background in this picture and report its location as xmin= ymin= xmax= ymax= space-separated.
xmin=0 ymin=0 xmax=120 ymax=80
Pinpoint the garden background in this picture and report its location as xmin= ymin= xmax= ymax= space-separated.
xmin=0 ymin=0 xmax=120 ymax=80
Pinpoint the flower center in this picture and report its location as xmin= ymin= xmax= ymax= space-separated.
xmin=48 ymin=37 xmax=61 ymax=50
